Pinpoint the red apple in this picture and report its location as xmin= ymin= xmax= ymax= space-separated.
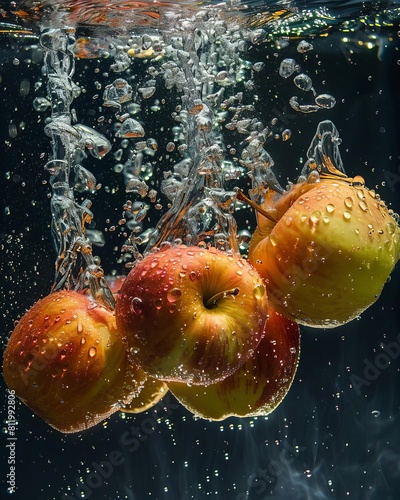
xmin=248 ymin=175 xmax=400 ymax=327
xmin=3 ymin=290 xmax=146 ymax=433
xmin=116 ymin=245 xmax=269 ymax=385
xmin=106 ymin=275 xmax=127 ymax=294
xmin=168 ymin=308 xmax=300 ymax=420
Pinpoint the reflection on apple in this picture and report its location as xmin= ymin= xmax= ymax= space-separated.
xmin=3 ymin=290 xmax=146 ymax=433
xmin=248 ymin=175 xmax=400 ymax=328
xmin=168 ymin=308 xmax=300 ymax=420
xmin=116 ymin=244 xmax=269 ymax=385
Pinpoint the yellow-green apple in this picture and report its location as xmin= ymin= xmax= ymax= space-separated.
xmin=116 ymin=245 xmax=269 ymax=385
xmin=3 ymin=290 xmax=146 ymax=433
xmin=247 ymin=174 xmax=400 ymax=327
xmin=168 ymin=308 xmax=300 ymax=419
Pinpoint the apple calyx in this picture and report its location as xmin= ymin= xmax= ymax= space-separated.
xmin=205 ymin=287 xmax=240 ymax=309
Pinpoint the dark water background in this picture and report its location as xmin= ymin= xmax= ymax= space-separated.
xmin=1 ymin=1 xmax=400 ymax=499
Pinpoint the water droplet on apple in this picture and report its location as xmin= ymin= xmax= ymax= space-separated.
xmin=253 ymin=284 xmax=265 ymax=300
xmin=154 ymin=298 xmax=163 ymax=310
xmin=343 ymin=211 xmax=351 ymax=221
xmin=359 ymin=201 xmax=368 ymax=212
xmin=310 ymin=210 xmax=321 ymax=224
xmin=167 ymin=288 xmax=182 ymax=303
xmin=326 ymin=203 xmax=335 ymax=213
xmin=81 ymin=337 xmax=86 ymax=345
xmin=131 ymin=297 xmax=144 ymax=315
xmin=386 ymin=222 xmax=396 ymax=235
xmin=150 ymin=259 xmax=159 ymax=269
xmin=352 ymin=175 xmax=365 ymax=186
xmin=189 ymin=271 xmax=197 ymax=281
xmin=77 ymin=323 xmax=83 ymax=334
xmin=344 ymin=197 xmax=353 ymax=209
xmin=270 ymin=234 xmax=278 ymax=247
xmin=356 ymin=189 xmax=365 ymax=200
xmin=88 ymin=346 xmax=97 ymax=357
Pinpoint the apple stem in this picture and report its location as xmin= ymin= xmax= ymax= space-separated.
xmin=205 ymin=287 xmax=240 ymax=308
xmin=236 ymin=189 xmax=277 ymax=223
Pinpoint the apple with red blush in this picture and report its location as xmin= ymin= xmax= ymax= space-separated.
xmin=3 ymin=290 xmax=146 ymax=433
xmin=246 ymin=175 xmax=400 ymax=328
xmin=168 ymin=308 xmax=299 ymax=419
xmin=116 ymin=245 xmax=269 ymax=385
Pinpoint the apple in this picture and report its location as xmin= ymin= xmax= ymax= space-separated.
xmin=3 ymin=290 xmax=146 ymax=433
xmin=116 ymin=244 xmax=269 ymax=385
xmin=106 ymin=275 xmax=127 ymax=294
xmin=168 ymin=308 xmax=300 ymax=420
xmin=246 ymin=175 xmax=400 ymax=327
xmin=122 ymin=378 xmax=168 ymax=414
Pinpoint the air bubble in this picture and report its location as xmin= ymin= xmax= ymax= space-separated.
xmin=279 ymin=58 xmax=296 ymax=78
xmin=294 ymin=73 xmax=313 ymax=92
xmin=297 ymin=40 xmax=313 ymax=53
xmin=315 ymin=94 xmax=336 ymax=109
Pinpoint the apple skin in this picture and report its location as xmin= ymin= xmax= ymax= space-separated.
xmin=3 ymin=290 xmax=146 ymax=433
xmin=168 ymin=308 xmax=300 ymax=420
xmin=116 ymin=245 xmax=269 ymax=385
xmin=249 ymin=177 xmax=400 ymax=328
xmin=122 ymin=378 xmax=168 ymax=414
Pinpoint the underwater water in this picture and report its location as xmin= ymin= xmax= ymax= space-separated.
xmin=1 ymin=0 xmax=400 ymax=498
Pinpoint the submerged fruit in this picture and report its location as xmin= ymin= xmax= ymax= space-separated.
xmin=169 ymin=308 xmax=300 ymax=420
xmin=249 ymin=176 xmax=400 ymax=327
xmin=116 ymin=245 xmax=269 ymax=385
xmin=3 ymin=290 xmax=145 ymax=433
xmin=122 ymin=378 xmax=168 ymax=414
